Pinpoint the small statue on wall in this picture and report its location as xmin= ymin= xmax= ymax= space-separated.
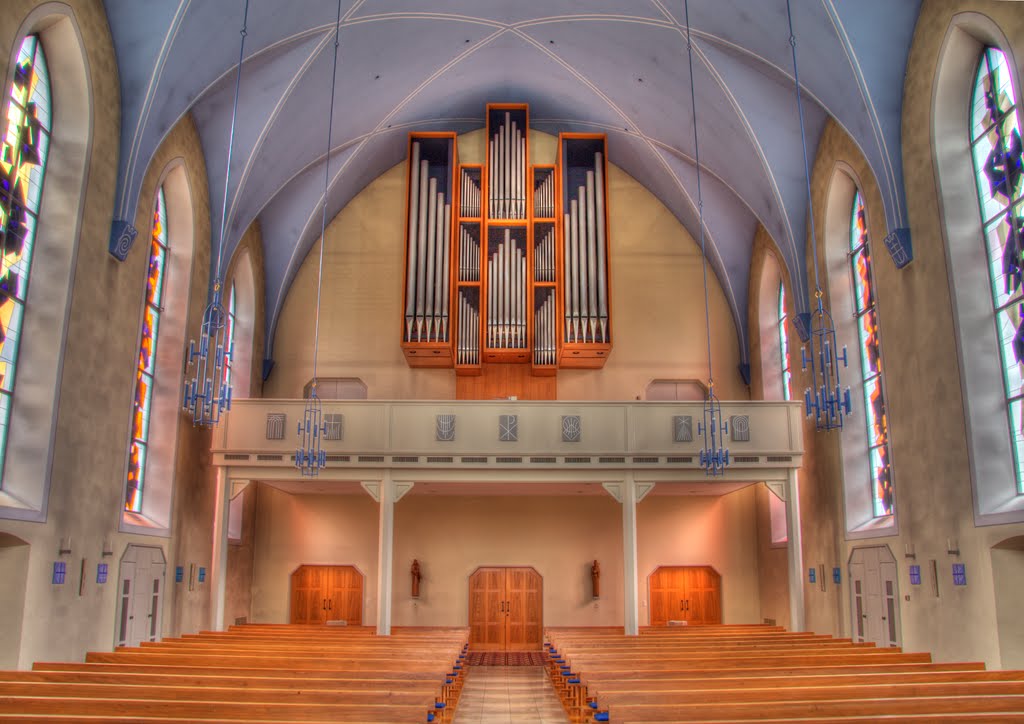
xmin=411 ymin=559 xmax=422 ymax=598
xmin=591 ymin=559 xmax=600 ymax=599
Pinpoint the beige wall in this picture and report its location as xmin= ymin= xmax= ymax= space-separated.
xmin=250 ymin=486 xmax=761 ymax=628
xmin=265 ymin=129 xmax=746 ymax=402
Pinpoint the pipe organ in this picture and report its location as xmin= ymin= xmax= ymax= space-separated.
xmin=401 ymin=104 xmax=612 ymax=375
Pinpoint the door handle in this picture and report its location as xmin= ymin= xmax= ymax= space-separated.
xmin=499 ymin=601 xmax=504 ymax=613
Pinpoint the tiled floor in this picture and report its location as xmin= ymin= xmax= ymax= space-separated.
xmin=453 ymin=665 xmax=569 ymax=724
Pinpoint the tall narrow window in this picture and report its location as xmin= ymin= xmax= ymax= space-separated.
xmin=970 ymin=47 xmax=1024 ymax=494
xmin=223 ymin=284 xmax=236 ymax=392
xmin=0 ymin=36 xmax=51 ymax=486
xmin=777 ymin=283 xmax=791 ymax=400
xmin=849 ymin=192 xmax=892 ymax=517
xmin=125 ymin=189 xmax=169 ymax=513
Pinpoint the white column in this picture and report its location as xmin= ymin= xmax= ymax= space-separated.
xmin=210 ymin=467 xmax=231 ymax=632
xmin=376 ymin=472 xmax=395 ymax=636
xmin=785 ymin=468 xmax=805 ymax=632
xmin=623 ymin=474 xmax=640 ymax=636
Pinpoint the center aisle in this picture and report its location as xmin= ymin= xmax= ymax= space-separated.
xmin=454 ymin=665 xmax=568 ymax=724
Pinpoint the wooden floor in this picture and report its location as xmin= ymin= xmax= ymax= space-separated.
xmin=544 ymin=625 xmax=1024 ymax=723
xmin=454 ymin=666 xmax=568 ymax=724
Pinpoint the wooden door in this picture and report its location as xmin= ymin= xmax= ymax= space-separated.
xmin=648 ymin=565 xmax=722 ymax=626
xmin=327 ymin=566 xmax=364 ymax=625
xmin=290 ymin=565 xmax=363 ymax=625
xmin=468 ymin=567 xmax=543 ymax=651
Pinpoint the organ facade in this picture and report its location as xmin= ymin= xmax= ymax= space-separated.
xmin=400 ymin=104 xmax=612 ymax=380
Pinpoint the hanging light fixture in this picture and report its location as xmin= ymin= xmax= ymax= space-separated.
xmin=296 ymin=0 xmax=343 ymax=476
xmin=786 ymin=0 xmax=851 ymax=432
xmin=182 ymin=0 xmax=251 ymax=426
xmin=684 ymin=1 xmax=729 ymax=476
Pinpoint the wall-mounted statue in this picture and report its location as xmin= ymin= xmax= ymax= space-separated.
xmin=411 ymin=559 xmax=422 ymax=598
xmin=591 ymin=559 xmax=600 ymax=599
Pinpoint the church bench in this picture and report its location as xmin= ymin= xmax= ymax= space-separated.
xmin=2 ymin=669 xmax=454 ymax=690
xmin=84 ymin=650 xmax=461 ymax=671
xmin=589 ymin=679 xmax=1024 ymax=706
xmin=0 ymin=681 xmax=444 ymax=706
xmin=615 ymin=716 xmax=1024 ymax=724
xmin=561 ymin=651 xmax=935 ymax=671
xmin=576 ymin=661 xmax=986 ymax=682
xmin=33 ymin=662 xmax=451 ymax=679
xmin=601 ymin=694 xmax=1024 ymax=722
xmin=0 ymin=696 xmax=442 ymax=722
xmin=582 ymin=667 xmax=1022 ymax=692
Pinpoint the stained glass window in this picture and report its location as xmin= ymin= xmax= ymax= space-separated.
xmin=777 ymin=283 xmax=791 ymax=401
xmin=850 ymin=191 xmax=893 ymax=517
xmin=0 ymin=36 xmax=51 ymax=486
xmin=970 ymin=47 xmax=1024 ymax=494
xmin=125 ymin=188 xmax=168 ymax=513
xmin=222 ymin=285 xmax=236 ymax=393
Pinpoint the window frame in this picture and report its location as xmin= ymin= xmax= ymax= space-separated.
xmin=933 ymin=18 xmax=1024 ymax=526
xmin=848 ymin=190 xmax=895 ymax=519
xmin=0 ymin=34 xmax=52 ymax=492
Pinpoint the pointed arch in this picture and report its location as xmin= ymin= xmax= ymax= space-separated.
xmin=0 ymin=7 xmax=92 ymax=521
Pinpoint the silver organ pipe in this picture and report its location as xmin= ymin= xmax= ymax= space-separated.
xmin=405 ymin=142 xmax=420 ymax=341
xmin=585 ymin=173 xmax=598 ymax=342
xmin=423 ymin=176 xmax=437 ymax=341
xmin=534 ymin=170 xmax=554 ymax=219
xmin=441 ymin=202 xmax=451 ymax=341
xmin=595 ymin=152 xmax=608 ymax=342
xmin=487 ymin=113 xmax=528 ymax=220
xmin=404 ymin=142 xmax=455 ymax=345
xmin=559 ymin=151 xmax=610 ymax=345
xmin=534 ymin=290 xmax=556 ymax=366
xmin=415 ymin=160 xmax=429 ymax=340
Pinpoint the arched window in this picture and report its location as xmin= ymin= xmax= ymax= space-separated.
xmin=970 ymin=47 xmax=1024 ymax=493
xmin=125 ymin=188 xmax=169 ymax=513
xmin=0 ymin=34 xmax=50 ymax=489
xmin=0 ymin=35 xmax=51 ymax=487
xmin=223 ymin=284 xmax=236 ymax=393
xmin=777 ymin=283 xmax=791 ymax=401
xmin=849 ymin=191 xmax=893 ymax=517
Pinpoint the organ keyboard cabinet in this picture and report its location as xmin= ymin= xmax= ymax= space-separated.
xmin=401 ymin=106 xmax=612 ymax=374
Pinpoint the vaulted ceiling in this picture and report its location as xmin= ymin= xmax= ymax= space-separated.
xmin=102 ymin=0 xmax=921 ymax=367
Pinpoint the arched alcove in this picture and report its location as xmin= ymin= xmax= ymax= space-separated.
xmin=120 ymin=160 xmax=195 ymax=534
xmin=227 ymin=247 xmax=256 ymax=399
xmin=0 ymin=533 xmax=30 ymax=668
xmin=0 ymin=6 xmax=92 ymax=521
xmin=992 ymin=535 xmax=1024 ymax=669
xmin=933 ymin=13 xmax=1024 ymax=526
xmin=823 ymin=165 xmax=897 ymax=538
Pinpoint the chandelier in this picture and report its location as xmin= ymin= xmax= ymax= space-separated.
xmin=787 ymin=0 xmax=851 ymax=431
xmin=684 ymin=0 xmax=729 ymax=475
xmin=182 ymin=0 xmax=250 ymax=426
xmin=296 ymin=0 xmax=343 ymax=475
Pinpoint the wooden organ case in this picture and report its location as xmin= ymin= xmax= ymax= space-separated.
xmin=401 ymin=105 xmax=612 ymax=397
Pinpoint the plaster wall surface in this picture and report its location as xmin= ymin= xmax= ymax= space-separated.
xmin=265 ymin=129 xmax=745 ymax=402
xmin=250 ymin=488 xmax=761 ymax=628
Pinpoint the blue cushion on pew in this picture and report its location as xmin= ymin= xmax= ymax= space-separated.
xmin=446 ymin=678 xmax=453 ymax=684
xmin=589 ymin=701 xmax=598 ymax=709
xmin=595 ymin=713 xmax=609 ymax=722
xmin=427 ymin=714 xmax=435 ymax=722
xmin=569 ymin=678 xmax=580 ymax=684
xmin=435 ymin=702 xmax=446 ymax=709
xmin=454 ymin=664 xmax=462 ymax=669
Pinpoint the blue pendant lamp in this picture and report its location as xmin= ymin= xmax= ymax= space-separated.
xmin=684 ymin=1 xmax=729 ymax=476
xmin=182 ymin=0 xmax=250 ymax=426
xmin=296 ymin=0 xmax=343 ymax=476
xmin=787 ymin=0 xmax=852 ymax=431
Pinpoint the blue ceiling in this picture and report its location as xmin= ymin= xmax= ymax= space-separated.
xmin=102 ymin=0 xmax=921 ymax=367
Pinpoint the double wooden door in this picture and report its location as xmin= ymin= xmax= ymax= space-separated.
xmin=649 ymin=565 xmax=722 ymax=626
xmin=849 ymin=546 xmax=900 ymax=648
xmin=290 ymin=565 xmax=363 ymax=625
xmin=469 ymin=567 xmax=542 ymax=651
